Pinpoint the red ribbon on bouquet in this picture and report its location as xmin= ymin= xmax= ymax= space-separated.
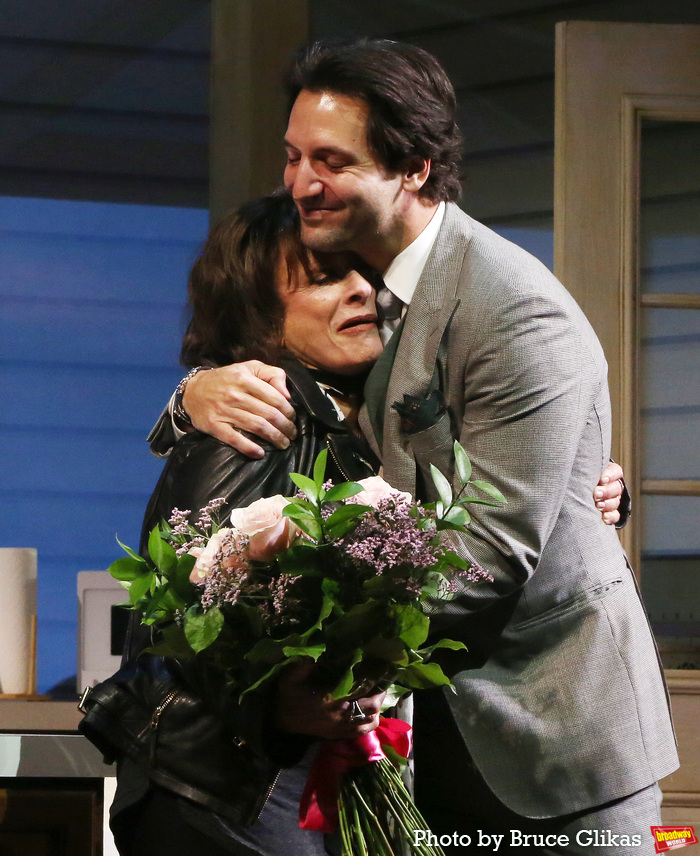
xmin=299 ymin=717 xmax=412 ymax=833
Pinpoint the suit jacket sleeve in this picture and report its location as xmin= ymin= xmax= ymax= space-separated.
xmin=416 ymin=283 xmax=610 ymax=667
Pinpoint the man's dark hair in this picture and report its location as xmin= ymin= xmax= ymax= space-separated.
xmin=284 ymin=38 xmax=463 ymax=203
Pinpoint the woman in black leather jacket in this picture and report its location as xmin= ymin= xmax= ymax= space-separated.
xmin=104 ymin=192 xmax=386 ymax=856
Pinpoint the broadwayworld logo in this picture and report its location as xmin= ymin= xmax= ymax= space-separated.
xmin=651 ymin=826 xmax=698 ymax=853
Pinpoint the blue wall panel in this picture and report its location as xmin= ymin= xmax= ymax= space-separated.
xmin=3 ymin=365 xmax=187 ymax=430
xmin=0 ymin=196 xmax=208 ymax=692
xmin=1 ymin=298 xmax=185 ymax=366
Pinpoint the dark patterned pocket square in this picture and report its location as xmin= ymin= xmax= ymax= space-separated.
xmin=392 ymin=390 xmax=447 ymax=434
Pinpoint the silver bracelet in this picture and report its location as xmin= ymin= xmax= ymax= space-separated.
xmin=173 ymin=366 xmax=211 ymax=426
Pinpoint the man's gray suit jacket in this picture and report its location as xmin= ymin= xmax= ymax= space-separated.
xmin=360 ymin=202 xmax=678 ymax=819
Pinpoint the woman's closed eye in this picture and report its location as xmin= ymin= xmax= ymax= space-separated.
xmin=308 ymin=272 xmax=334 ymax=286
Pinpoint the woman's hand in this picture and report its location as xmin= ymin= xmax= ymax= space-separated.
xmin=275 ymin=661 xmax=385 ymax=740
xmin=183 ymin=361 xmax=297 ymax=458
xmin=595 ymin=461 xmax=626 ymax=526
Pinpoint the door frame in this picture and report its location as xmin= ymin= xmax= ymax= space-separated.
xmin=554 ymin=20 xmax=700 ymax=821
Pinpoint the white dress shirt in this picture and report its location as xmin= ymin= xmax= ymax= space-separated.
xmin=378 ymin=201 xmax=445 ymax=343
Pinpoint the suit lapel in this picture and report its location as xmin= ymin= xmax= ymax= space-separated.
xmin=363 ymin=316 xmax=405 ymax=453
xmin=380 ymin=204 xmax=473 ymax=493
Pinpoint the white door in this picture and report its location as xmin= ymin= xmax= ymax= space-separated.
xmin=554 ymin=21 xmax=700 ymax=822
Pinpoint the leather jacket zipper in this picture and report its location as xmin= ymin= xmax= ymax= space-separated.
xmin=148 ymin=688 xmax=179 ymax=762
xmin=150 ymin=689 xmax=179 ymax=729
xmin=249 ymin=768 xmax=282 ymax=823
xmin=326 ymin=437 xmax=352 ymax=482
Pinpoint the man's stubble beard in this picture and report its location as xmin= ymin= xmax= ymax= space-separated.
xmin=299 ymin=221 xmax=352 ymax=254
xmin=299 ymin=207 xmax=384 ymax=259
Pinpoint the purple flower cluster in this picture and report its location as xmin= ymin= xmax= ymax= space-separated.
xmin=168 ymin=498 xmax=226 ymax=557
xmin=268 ymin=573 xmax=304 ymax=627
xmin=195 ymin=496 xmax=226 ymax=530
xmin=168 ymin=507 xmax=192 ymax=537
xmin=448 ymin=560 xmax=492 ymax=591
xmin=200 ymin=531 xmax=250 ymax=610
xmin=339 ymin=496 xmax=440 ymax=577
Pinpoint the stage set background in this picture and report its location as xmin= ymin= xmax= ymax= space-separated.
xmin=0 ymin=2 xmax=698 ymax=751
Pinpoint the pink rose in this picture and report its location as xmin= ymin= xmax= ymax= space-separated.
xmin=352 ymin=476 xmax=413 ymax=509
xmin=190 ymin=528 xmax=246 ymax=583
xmin=229 ymin=495 xmax=299 ymax=562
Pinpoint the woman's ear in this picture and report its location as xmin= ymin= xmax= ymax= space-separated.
xmin=401 ymin=157 xmax=431 ymax=193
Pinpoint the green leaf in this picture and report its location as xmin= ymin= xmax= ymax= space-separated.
xmin=184 ymin=604 xmax=224 ymax=652
xmin=454 ymin=441 xmax=472 ymax=485
xmin=326 ymin=502 xmax=371 ymax=528
xmin=381 ymin=684 xmax=411 ymax=710
xmin=312 ymin=448 xmax=328 ymax=491
xmin=418 ymin=638 xmax=467 ymax=657
xmin=292 ymin=516 xmax=323 ymax=543
xmin=128 ymin=571 xmax=155 ymax=605
xmin=394 ymin=603 xmax=430 ymax=649
xmin=283 ymin=498 xmax=318 ymax=515
xmin=471 ymin=480 xmax=506 ymax=504
xmin=276 ymin=543 xmax=323 ymax=576
xmin=441 ymin=550 xmax=472 ymax=572
xmin=435 ymin=519 xmax=469 ymax=533
xmin=141 ymin=583 xmax=173 ymax=620
xmin=324 ymin=482 xmax=364 ymax=502
xmin=240 ymin=659 xmax=292 ymax=699
xmin=158 ymin=519 xmax=174 ymax=539
xmin=148 ymin=527 xmax=177 ymax=575
xmin=245 ymin=637 xmax=289 ymax=664
xmin=382 ymin=742 xmax=409 ymax=772
xmin=361 ymin=575 xmax=395 ymax=599
xmin=290 ymin=473 xmax=319 ymax=504
xmin=159 ymin=585 xmax=188 ymax=613
xmin=145 ymin=622 xmax=194 ymax=659
xmin=398 ymin=661 xmax=452 ymax=689
xmin=325 ymin=601 xmax=383 ymax=648
xmin=282 ymin=643 xmax=325 ymax=660
xmin=116 ymin=536 xmax=146 ymax=563
xmin=419 ymin=571 xmax=443 ymax=599
xmin=109 ymin=556 xmax=148 ymax=582
xmin=299 ymin=586 xmax=338 ymax=638
xmin=170 ymin=554 xmax=196 ymax=599
xmin=458 ymin=497 xmax=504 ymax=507
xmin=363 ymin=635 xmax=408 ymax=665
xmin=330 ymin=648 xmax=364 ymax=699
xmin=325 ymin=518 xmax=365 ymax=541
xmin=430 ymin=464 xmax=453 ymax=509
xmin=282 ymin=507 xmax=320 ymax=533
xmin=445 ymin=506 xmax=470 ymax=527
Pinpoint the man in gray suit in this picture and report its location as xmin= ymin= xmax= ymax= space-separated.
xmin=168 ymin=39 xmax=678 ymax=854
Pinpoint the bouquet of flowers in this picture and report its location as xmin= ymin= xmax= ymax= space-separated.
xmin=109 ymin=441 xmax=504 ymax=856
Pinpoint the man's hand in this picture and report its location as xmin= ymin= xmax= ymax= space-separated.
xmin=595 ymin=461 xmax=625 ymax=526
xmin=183 ymin=361 xmax=297 ymax=458
xmin=275 ymin=661 xmax=385 ymax=740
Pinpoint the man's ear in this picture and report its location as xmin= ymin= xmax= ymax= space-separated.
xmin=401 ymin=157 xmax=431 ymax=193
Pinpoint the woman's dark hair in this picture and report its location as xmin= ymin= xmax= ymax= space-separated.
xmin=284 ymin=38 xmax=463 ymax=204
xmin=180 ymin=190 xmax=307 ymax=368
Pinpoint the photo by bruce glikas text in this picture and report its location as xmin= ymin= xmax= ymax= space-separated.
xmin=413 ymin=829 xmax=644 ymax=850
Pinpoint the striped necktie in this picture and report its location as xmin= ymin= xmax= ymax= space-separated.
xmin=376 ymin=287 xmax=404 ymax=345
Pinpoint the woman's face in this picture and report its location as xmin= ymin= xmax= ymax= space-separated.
xmin=278 ymin=254 xmax=383 ymax=375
